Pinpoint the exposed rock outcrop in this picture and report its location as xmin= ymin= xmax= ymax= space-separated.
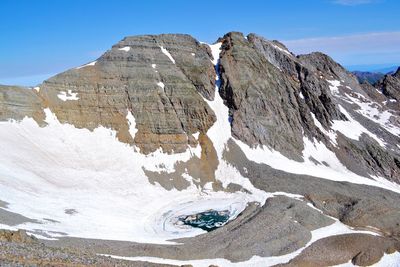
xmin=0 ymin=230 xmax=37 ymax=244
xmin=219 ymin=32 xmax=323 ymax=160
xmin=217 ymin=33 xmax=333 ymax=155
xmin=377 ymin=67 xmax=400 ymax=101
xmin=38 ymin=34 xmax=217 ymax=154
xmin=0 ymin=85 xmax=45 ymax=124
xmin=218 ymin=32 xmax=400 ymax=182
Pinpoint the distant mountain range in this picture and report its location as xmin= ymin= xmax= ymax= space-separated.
xmin=351 ymin=71 xmax=385 ymax=84
xmin=351 ymin=66 xmax=399 ymax=84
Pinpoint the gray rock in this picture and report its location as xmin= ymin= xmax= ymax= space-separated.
xmin=219 ymin=32 xmax=306 ymax=160
xmin=218 ymin=32 xmax=400 ymax=183
xmin=377 ymin=68 xmax=400 ymax=101
xmin=218 ymin=32 xmax=346 ymax=160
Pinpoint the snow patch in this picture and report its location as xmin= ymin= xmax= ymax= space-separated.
xmin=57 ymin=90 xmax=79 ymax=101
xmin=118 ymin=46 xmax=131 ymax=52
xmin=208 ymin=43 xmax=221 ymax=65
xmin=327 ymin=79 xmax=341 ymax=94
xmin=157 ymin=81 xmax=165 ymax=90
xmin=235 ymin=137 xmax=400 ymax=194
xmin=159 ymin=46 xmax=175 ymax=64
xmin=332 ymin=105 xmax=385 ymax=147
xmin=151 ymin=64 xmax=157 ymax=69
xmin=270 ymin=192 xmax=303 ymax=200
xmin=0 ymin=224 xmax=17 ymax=231
xmin=271 ymin=43 xmax=292 ymax=56
xmin=76 ymin=61 xmax=96 ymax=69
xmin=342 ymin=92 xmax=400 ymax=136
xmin=126 ymin=110 xmax=138 ymax=139
xmin=192 ymin=132 xmax=200 ymax=140
xmin=33 ymin=86 xmax=40 ymax=92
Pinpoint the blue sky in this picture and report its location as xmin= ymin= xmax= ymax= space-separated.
xmin=1 ymin=0 xmax=399 ymax=86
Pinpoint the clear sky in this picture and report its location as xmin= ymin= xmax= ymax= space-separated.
xmin=1 ymin=0 xmax=399 ymax=86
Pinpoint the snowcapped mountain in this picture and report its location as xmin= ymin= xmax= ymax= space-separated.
xmin=1 ymin=32 xmax=400 ymax=266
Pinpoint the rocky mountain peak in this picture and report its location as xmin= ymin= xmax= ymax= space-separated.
xmin=38 ymin=34 xmax=219 ymax=154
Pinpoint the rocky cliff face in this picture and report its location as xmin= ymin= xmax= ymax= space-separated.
xmin=1 ymin=32 xmax=400 ymax=266
xmin=0 ymin=85 xmax=44 ymax=124
xmin=218 ymin=32 xmax=347 ymax=160
xmin=37 ymin=34 xmax=217 ymax=154
xmin=217 ymin=32 xmax=400 ymax=183
xmin=377 ymin=67 xmax=400 ymax=102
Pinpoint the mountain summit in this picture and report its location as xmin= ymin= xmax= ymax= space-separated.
xmin=0 ymin=32 xmax=400 ymax=266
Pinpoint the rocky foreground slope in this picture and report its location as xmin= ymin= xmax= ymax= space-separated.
xmin=0 ymin=32 xmax=400 ymax=266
